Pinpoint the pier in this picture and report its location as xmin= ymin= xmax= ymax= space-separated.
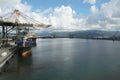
xmin=0 ymin=47 xmax=16 ymax=71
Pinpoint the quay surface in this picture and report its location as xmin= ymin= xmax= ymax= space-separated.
xmin=0 ymin=47 xmax=15 ymax=71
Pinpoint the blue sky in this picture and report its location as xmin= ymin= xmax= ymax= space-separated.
xmin=22 ymin=0 xmax=110 ymax=16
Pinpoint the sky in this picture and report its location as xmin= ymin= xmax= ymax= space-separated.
xmin=22 ymin=0 xmax=109 ymax=16
xmin=0 ymin=0 xmax=120 ymax=31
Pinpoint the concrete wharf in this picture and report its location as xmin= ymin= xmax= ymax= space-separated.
xmin=0 ymin=47 xmax=16 ymax=71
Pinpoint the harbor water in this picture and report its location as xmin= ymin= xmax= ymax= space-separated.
xmin=1 ymin=38 xmax=120 ymax=80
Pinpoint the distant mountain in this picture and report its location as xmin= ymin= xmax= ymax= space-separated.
xmin=71 ymin=30 xmax=119 ymax=38
xmin=2 ymin=30 xmax=120 ymax=38
xmin=36 ymin=30 xmax=120 ymax=38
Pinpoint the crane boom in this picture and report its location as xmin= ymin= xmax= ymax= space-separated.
xmin=0 ymin=9 xmax=51 ymax=28
xmin=0 ymin=20 xmax=51 ymax=28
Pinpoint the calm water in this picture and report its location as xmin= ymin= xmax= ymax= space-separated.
xmin=1 ymin=38 xmax=120 ymax=80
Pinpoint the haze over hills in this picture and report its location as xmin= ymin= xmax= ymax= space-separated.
xmin=36 ymin=30 xmax=120 ymax=38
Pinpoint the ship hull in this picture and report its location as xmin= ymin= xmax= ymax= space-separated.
xmin=17 ymin=46 xmax=32 ymax=57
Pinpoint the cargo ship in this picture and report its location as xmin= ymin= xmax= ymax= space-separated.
xmin=16 ymin=38 xmax=31 ymax=57
xmin=16 ymin=34 xmax=37 ymax=57
xmin=24 ymin=34 xmax=37 ymax=46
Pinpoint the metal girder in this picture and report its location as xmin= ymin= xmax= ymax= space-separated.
xmin=0 ymin=21 xmax=33 ymax=27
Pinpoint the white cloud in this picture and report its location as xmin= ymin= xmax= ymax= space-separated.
xmin=83 ymin=0 xmax=96 ymax=4
xmin=91 ymin=5 xmax=98 ymax=14
xmin=99 ymin=0 xmax=120 ymax=30
xmin=48 ymin=6 xmax=77 ymax=30
xmin=0 ymin=0 xmax=31 ymax=23
xmin=0 ymin=0 xmax=31 ymax=15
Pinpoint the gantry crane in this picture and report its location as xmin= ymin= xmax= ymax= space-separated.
xmin=0 ymin=9 xmax=51 ymax=45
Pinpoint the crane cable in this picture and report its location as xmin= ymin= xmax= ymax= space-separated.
xmin=20 ymin=12 xmax=43 ymax=24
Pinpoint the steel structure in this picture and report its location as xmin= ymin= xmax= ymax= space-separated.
xmin=0 ymin=9 xmax=51 ymax=45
